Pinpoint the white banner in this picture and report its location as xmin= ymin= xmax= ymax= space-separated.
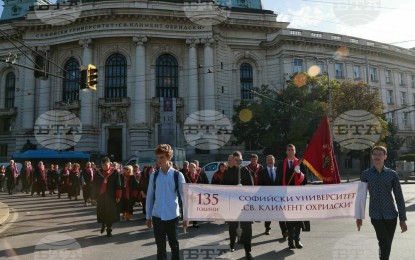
xmin=183 ymin=182 xmax=368 ymax=221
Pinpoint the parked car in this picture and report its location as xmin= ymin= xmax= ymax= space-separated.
xmin=202 ymin=161 xmax=250 ymax=183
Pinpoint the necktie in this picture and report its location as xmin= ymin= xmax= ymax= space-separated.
xmin=269 ymin=168 xmax=274 ymax=181
xmin=289 ymin=161 xmax=293 ymax=169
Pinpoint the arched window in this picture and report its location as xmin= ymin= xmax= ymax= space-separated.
xmin=62 ymin=58 xmax=80 ymax=101
xmin=5 ymin=72 xmax=16 ymax=108
xmin=156 ymin=54 xmax=178 ymax=98
xmin=240 ymin=63 xmax=253 ymax=100
xmin=105 ymin=53 xmax=127 ymax=98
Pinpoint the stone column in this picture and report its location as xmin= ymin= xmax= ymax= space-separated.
xmin=37 ymin=46 xmax=50 ymax=117
xmin=133 ymin=36 xmax=147 ymax=125
xmin=22 ymin=51 xmax=35 ymax=130
xmin=186 ymin=38 xmax=199 ymax=116
xmin=201 ymin=38 xmax=215 ymax=111
xmin=79 ymin=38 xmax=93 ymax=127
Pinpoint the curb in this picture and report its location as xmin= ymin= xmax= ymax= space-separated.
xmin=0 ymin=201 xmax=10 ymax=226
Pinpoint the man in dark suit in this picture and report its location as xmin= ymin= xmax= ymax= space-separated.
xmin=258 ymin=155 xmax=288 ymax=238
xmin=221 ymin=151 xmax=254 ymax=260
xmin=276 ymin=144 xmax=307 ymax=249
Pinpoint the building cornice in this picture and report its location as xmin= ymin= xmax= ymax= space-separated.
xmin=261 ymin=28 xmax=415 ymax=62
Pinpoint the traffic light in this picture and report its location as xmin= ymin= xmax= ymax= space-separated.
xmin=80 ymin=65 xmax=87 ymax=90
xmin=87 ymin=64 xmax=98 ymax=90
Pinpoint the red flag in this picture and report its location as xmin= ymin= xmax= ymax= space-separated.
xmin=302 ymin=116 xmax=341 ymax=184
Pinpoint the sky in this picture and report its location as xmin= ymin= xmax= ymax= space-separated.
xmin=0 ymin=0 xmax=414 ymax=49
xmin=261 ymin=0 xmax=415 ymax=49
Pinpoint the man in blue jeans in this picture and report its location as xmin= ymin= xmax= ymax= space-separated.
xmin=146 ymin=144 xmax=188 ymax=260
xmin=357 ymin=146 xmax=408 ymax=260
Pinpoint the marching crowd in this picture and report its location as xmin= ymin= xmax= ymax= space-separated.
xmin=0 ymin=143 xmax=408 ymax=260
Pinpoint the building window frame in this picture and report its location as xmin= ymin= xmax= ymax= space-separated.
xmin=105 ymin=53 xmax=127 ymax=99
xmin=399 ymin=72 xmax=406 ymax=86
xmin=385 ymin=70 xmax=392 ymax=84
xmin=353 ymin=65 xmax=361 ymax=79
xmin=0 ymin=144 xmax=7 ymax=157
xmin=293 ymin=58 xmax=303 ymax=73
xmin=5 ymin=72 xmax=16 ymax=108
xmin=155 ymin=54 xmax=179 ymax=98
xmin=335 ymin=63 xmax=344 ymax=78
xmin=370 ymin=67 xmax=378 ymax=81
xmin=386 ymin=112 xmax=394 ymax=123
xmin=387 ymin=89 xmax=394 ymax=104
xmin=240 ymin=63 xmax=254 ymax=100
xmin=403 ymin=112 xmax=409 ymax=127
xmin=401 ymin=92 xmax=407 ymax=105
xmin=62 ymin=58 xmax=80 ymax=102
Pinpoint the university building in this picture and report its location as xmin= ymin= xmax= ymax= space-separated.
xmin=1 ymin=0 xmax=415 ymax=171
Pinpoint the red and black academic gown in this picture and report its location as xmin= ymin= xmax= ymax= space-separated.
xmin=246 ymin=163 xmax=263 ymax=186
xmin=33 ymin=166 xmax=47 ymax=193
xmin=119 ymin=175 xmax=139 ymax=214
xmin=81 ymin=167 xmax=94 ymax=201
xmin=20 ymin=166 xmax=32 ymax=190
xmin=59 ymin=169 xmax=70 ymax=194
xmin=92 ymin=167 xmax=122 ymax=225
xmin=276 ymin=158 xmax=306 ymax=187
xmin=68 ymin=170 xmax=81 ymax=197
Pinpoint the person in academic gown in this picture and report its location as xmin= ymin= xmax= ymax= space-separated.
xmin=91 ymin=157 xmax=122 ymax=237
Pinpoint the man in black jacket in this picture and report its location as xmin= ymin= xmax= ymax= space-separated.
xmin=258 ymin=155 xmax=288 ymax=238
xmin=276 ymin=144 xmax=307 ymax=249
xmin=221 ymin=151 xmax=254 ymax=260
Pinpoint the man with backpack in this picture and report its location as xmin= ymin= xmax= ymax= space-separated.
xmin=146 ymin=144 xmax=188 ymax=260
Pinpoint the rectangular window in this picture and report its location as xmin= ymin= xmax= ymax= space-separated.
xmin=385 ymin=70 xmax=392 ymax=84
xmin=399 ymin=72 xmax=406 ymax=85
xmin=344 ymin=158 xmax=353 ymax=169
xmin=403 ymin=112 xmax=409 ymax=126
xmin=317 ymin=61 xmax=325 ymax=75
xmin=0 ymin=119 xmax=11 ymax=134
xmin=412 ymin=75 xmax=415 ymax=88
xmin=0 ymin=144 xmax=7 ymax=157
xmin=401 ymin=92 xmax=407 ymax=105
xmin=386 ymin=112 xmax=394 ymax=123
xmin=293 ymin=59 xmax=303 ymax=73
xmin=406 ymin=137 xmax=413 ymax=147
xmin=335 ymin=63 xmax=344 ymax=77
xmin=353 ymin=65 xmax=361 ymax=79
xmin=387 ymin=90 xmax=394 ymax=104
xmin=370 ymin=67 xmax=378 ymax=81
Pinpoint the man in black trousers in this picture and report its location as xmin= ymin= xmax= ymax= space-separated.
xmin=221 ymin=151 xmax=254 ymax=260
xmin=258 ymin=155 xmax=288 ymax=238
xmin=276 ymin=144 xmax=307 ymax=249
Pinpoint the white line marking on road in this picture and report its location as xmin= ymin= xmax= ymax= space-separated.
xmin=0 ymin=208 xmax=19 ymax=234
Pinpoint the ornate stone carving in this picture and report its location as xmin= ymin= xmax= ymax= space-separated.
xmin=133 ymin=36 xmax=148 ymax=46
xmin=79 ymin=38 xmax=93 ymax=48
xmin=186 ymin=38 xmax=200 ymax=48
xmin=102 ymin=107 xmax=128 ymax=125
xmin=201 ymin=38 xmax=214 ymax=47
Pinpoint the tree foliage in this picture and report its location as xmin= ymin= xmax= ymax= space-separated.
xmin=232 ymin=74 xmax=395 ymax=159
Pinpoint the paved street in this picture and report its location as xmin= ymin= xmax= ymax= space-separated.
xmin=0 ymin=182 xmax=414 ymax=260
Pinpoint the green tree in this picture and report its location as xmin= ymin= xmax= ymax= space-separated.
xmin=232 ymin=76 xmax=390 ymax=160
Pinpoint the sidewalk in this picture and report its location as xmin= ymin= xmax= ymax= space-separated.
xmin=0 ymin=201 xmax=9 ymax=226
